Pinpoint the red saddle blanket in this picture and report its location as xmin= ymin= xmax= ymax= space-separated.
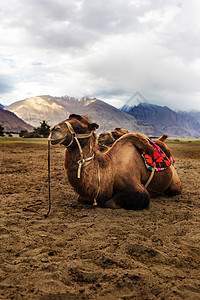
xmin=139 ymin=139 xmax=174 ymax=172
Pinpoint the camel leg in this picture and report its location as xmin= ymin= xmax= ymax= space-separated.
xmin=104 ymin=185 xmax=150 ymax=210
xmin=164 ymin=166 xmax=181 ymax=196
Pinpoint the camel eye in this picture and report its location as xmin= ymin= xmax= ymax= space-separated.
xmin=54 ymin=126 xmax=61 ymax=131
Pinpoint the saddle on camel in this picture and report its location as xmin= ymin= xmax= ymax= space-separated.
xmin=48 ymin=114 xmax=181 ymax=210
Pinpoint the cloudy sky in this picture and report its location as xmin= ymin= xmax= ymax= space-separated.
xmin=0 ymin=0 xmax=200 ymax=111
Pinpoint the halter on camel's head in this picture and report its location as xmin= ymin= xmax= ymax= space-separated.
xmin=45 ymin=115 xmax=99 ymax=216
xmin=49 ymin=114 xmax=99 ymax=145
xmin=48 ymin=114 xmax=99 ymax=178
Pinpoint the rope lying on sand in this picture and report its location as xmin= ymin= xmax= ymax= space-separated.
xmin=23 ymin=200 xmax=44 ymax=214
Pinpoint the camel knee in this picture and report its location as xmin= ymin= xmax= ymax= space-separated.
xmin=164 ymin=166 xmax=181 ymax=196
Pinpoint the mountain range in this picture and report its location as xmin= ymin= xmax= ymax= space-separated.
xmin=5 ymin=95 xmax=155 ymax=135
xmin=1 ymin=94 xmax=200 ymax=137
xmin=121 ymin=102 xmax=200 ymax=137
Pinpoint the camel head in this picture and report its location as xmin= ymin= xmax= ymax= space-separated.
xmin=48 ymin=114 xmax=99 ymax=146
xmin=114 ymin=128 xmax=129 ymax=135
xmin=98 ymin=128 xmax=129 ymax=146
xmin=98 ymin=131 xmax=115 ymax=145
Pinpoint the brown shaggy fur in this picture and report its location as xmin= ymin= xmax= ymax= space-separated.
xmin=49 ymin=114 xmax=181 ymax=210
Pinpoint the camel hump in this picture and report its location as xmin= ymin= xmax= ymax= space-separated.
xmin=158 ymin=134 xmax=168 ymax=142
xmin=118 ymin=133 xmax=154 ymax=157
xmin=133 ymin=133 xmax=154 ymax=156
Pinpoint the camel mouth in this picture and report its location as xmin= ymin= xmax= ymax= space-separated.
xmin=48 ymin=131 xmax=65 ymax=145
xmin=49 ymin=139 xmax=63 ymax=145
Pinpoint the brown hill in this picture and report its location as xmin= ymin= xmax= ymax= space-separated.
xmin=6 ymin=96 xmax=156 ymax=135
xmin=0 ymin=108 xmax=33 ymax=132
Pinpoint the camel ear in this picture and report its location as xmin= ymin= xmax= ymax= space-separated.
xmin=158 ymin=134 xmax=168 ymax=142
xmin=88 ymin=123 xmax=99 ymax=131
xmin=69 ymin=114 xmax=82 ymax=121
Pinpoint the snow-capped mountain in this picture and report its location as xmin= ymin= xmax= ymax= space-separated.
xmin=121 ymin=102 xmax=200 ymax=137
xmin=121 ymin=92 xmax=149 ymax=112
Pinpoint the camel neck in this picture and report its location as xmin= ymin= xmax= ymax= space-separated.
xmin=65 ymin=137 xmax=97 ymax=178
xmin=67 ymin=138 xmax=95 ymax=157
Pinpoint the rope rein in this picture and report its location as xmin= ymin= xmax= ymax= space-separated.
xmin=64 ymin=122 xmax=94 ymax=179
xmin=47 ymin=122 xmax=101 ymax=211
xmin=64 ymin=122 xmax=101 ymax=205
xmin=144 ymin=164 xmax=156 ymax=189
xmin=93 ymin=163 xmax=100 ymax=206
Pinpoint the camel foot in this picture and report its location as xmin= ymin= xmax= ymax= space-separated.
xmin=105 ymin=190 xmax=150 ymax=210
xmin=104 ymin=199 xmax=121 ymax=209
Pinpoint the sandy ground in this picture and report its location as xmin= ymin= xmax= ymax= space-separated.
xmin=0 ymin=141 xmax=200 ymax=300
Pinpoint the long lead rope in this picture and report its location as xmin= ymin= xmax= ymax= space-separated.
xmin=144 ymin=164 xmax=156 ymax=189
xmin=44 ymin=140 xmax=51 ymax=217
xmin=93 ymin=163 xmax=100 ymax=206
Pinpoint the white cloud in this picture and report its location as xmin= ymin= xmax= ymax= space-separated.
xmin=0 ymin=0 xmax=200 ymax=111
